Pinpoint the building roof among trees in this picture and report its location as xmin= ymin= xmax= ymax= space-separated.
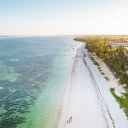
xmin=109 ymin=41 xmax=128 ymax=44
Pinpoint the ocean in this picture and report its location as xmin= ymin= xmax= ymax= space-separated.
xmin=0 ymin=36 xmax=82 ymax=128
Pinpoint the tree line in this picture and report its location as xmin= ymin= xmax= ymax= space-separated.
xmin=74 ymin=36 xmax=128 ymax=86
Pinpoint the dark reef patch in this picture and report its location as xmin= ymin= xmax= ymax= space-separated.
xmin=0 ymin=37 xmax=62 ymax=127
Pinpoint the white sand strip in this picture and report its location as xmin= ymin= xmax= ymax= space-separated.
xmin=93 ymin=55 xmax=126 ymax=96
xmin=58 ymin=45 xmax=128 ymax=128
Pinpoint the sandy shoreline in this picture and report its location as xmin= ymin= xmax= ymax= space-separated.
xmin=57 ymin=43 xmax=85 ymax=128
xmin=57 ymin=43 xmax=128 ymax=128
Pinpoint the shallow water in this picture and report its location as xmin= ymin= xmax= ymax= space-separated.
xmin=0 ymin=36 xmax=82 ymax=128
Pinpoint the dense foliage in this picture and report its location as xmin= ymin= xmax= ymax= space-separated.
xmin=74 ymin=36 xmax=128 ymax=86
xmin=110 ymin=88 xmax=128 ymax=117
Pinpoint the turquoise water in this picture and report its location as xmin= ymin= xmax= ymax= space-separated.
xmin=0 ymin=36 xmax=82 ymax=128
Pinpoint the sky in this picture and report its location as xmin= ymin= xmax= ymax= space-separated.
xmin=0 ymin=0 xmax=128 ymax=35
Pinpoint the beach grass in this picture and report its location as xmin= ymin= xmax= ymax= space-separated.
xmin=90 ymin=57 xmax=100 ymax=66
xmin=90 ymin=57 xmax=105 ymax=76
xmin=104 ymin=77 xmax=110 ymax=81
xmin=98 ymin=67 xmax=102 ymax=72
xmin=110 ymin=88 xmax=128 ymax=117
xmin=101 ymin=72 xmax=105 ymax=75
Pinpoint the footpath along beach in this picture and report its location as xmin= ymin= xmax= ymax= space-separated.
xmin=58 ymin=43 xmax=128 ymax=128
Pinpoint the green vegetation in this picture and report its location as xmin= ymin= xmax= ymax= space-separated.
xmin=98 ymin=67 xmax=101 ymax=71
xmin=90 ymin=57 xmax=105 ymax=76
xmin=110 ymin=88 xmax=128 ymax=117
xmin=104 ymin=77 xmax=110 ymax=81
xmin=124 ymin=86 xmax=128 ymax=92
xmin=74 ymin=35 xmax=128 ymax=86
xmin=101 ymin=72 xmax=105 ymax=75
xmin=90 ymin=57 xmax=100 ymax=66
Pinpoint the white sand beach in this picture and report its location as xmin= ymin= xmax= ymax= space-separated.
xmin=58 ymin=44 xmax=128 ymax=128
